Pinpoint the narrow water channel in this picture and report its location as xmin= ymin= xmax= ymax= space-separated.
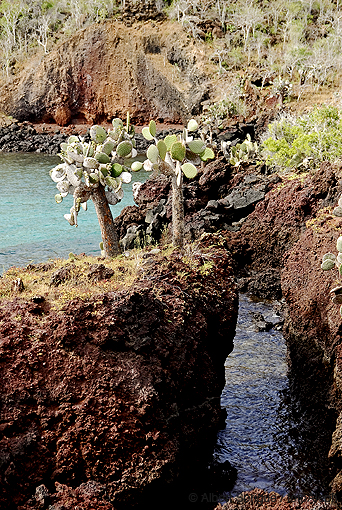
xmin=215 ymin=294 xmax=332 ymax=501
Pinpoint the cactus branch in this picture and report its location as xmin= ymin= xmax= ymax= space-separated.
xmin=91 ymin=185 xmax=120 ymax=257
xmin=171 ymin=162 xmax=184 ymax=249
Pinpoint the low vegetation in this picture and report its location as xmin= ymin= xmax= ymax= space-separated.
xmin=2 ymin=0 xmax=342 ymax=99
xmin=261 ymin=105 xmax=342 ymax=170
xmin=0 ymin=237 xmax=222 ymax=310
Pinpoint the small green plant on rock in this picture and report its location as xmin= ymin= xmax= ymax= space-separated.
xmin=228 ymin=134 xmax=259 ymax=167
xmin=141 ymin=119 xmax=215 ymax=249
xmin=262 ymin=105 xmax=342 ymax=171
xmin=50 ymin=114 xmax=141 ymax=258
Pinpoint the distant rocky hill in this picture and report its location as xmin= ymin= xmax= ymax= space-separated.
xmin=0 ymin=20 xmax=211 ymax=126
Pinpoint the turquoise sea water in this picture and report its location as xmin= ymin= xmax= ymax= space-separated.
xmin=0 ymin=153 xmax=145 ymax=274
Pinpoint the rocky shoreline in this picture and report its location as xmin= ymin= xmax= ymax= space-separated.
xmin=3 ymin=113 xmax=342 ymax=508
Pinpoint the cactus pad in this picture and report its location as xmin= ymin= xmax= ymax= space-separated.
xmin=50 ymin=164 xmax=67 ymax=182
xmin=170 ymin=141 xmax=186 ymax=162
xmin=110 ymin=163 xmax=122 ymax=177
xmin=95 ymin=152 xmax=111 ymax=164
xmin=102 ymin=139 xmax=115 ymax=155
xmin=90 ymin=125 xmax=107 ymax=143
xmin=142 ymin=127 xmax=154 ymax=141
xmin=181 ymin=162 xmax=198 ymax=179
xmin=84 ymin=157 xmax=99 ymax=169
xmin=149 ymin=120 xmax=157 ymax=137
xmin=164 ymin=135 xmax=177 ymax=150
xmin=187 ymin=119 xmax=199 ymax=132
xmin=121 ymin=172 xmax=132 ymax=184
xmin=131 ymin=161 xmax=143 ymax=171
xmin=116 ymin=141 xmax=133 ymax=158
xmin=112 ymin=118 xmax=124 ymax=129
xmin=337 ymin=237 xmax=342 ymax=252
xmin=200 ymin=147 xmax=215 ymax=161
xmin=147 ymin=145 xmax=160 ymax=164
xmin=187 ymin=139 xmax=206 ymax=154
xmin=321 ymin=259 xmax=335 ymax=270
xmin=157 ymin=140 xmax=167 ymax=161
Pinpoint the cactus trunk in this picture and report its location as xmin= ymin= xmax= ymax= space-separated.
xmin=91 ymin=185 xmax=120 ymax=257
xmin=171 ymin=170 xmax=184 ymax=249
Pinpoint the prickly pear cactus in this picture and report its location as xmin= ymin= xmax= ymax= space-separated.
xmin=228 ymin=134 xmax=258 ymax=167
xmin=142 ymin=118 xmax=214 ymax=185
xmin=141 ymin=118 xmax=215 ymax=248
xmin=321 ymin=194 xmax=342 ymax=317
xmin=50 ymin=114 xmax=139 ymax=228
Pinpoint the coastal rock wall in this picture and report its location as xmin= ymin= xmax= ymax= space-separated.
xmin=0 ymin=238 xmax=237 ymax=509
xmin=281 ymin=213 xmax=342 ymax=495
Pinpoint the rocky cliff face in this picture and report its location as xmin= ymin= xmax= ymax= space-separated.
xmin=281 ymin=209 xmax=342 ymax=495
xmin=0 ymin=20 xmax=210 ymax=126
xmin=0 ymin=238 xmax=237 ymax=509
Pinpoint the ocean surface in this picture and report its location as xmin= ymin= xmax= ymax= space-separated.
xmin=0 ymin=153 xmax=146 ymax=273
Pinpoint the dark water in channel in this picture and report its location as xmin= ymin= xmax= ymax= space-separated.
xmin=0 ymin=154 xmax=333 ymax=502
xmin=215 ymin=294 xmax=333 ymax=501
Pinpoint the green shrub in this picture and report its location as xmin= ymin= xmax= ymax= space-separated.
xmin=262 ymin=105 xmax=342 ymax=170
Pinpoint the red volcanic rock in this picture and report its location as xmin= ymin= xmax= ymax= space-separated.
xmin=50 ymin=104 xmax=72 ymax=127
xmin=229 ymin=162 xmax=342 ymax=274
xmin=0 ymin=21 xmax=208 ymax=126
xmin=224 ymin=162 xmax=342 ymax=297
xmin=0 ymin=238 xmax=237 ymax=509
xmin=19 ymin=481 xmax=115 ymax=510
xmin=281 ymin=213 xmax=342 ymax=496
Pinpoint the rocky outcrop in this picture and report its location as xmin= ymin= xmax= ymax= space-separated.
xmin=281 ymin=213 xmax=342 ymax=496
xmin=0 ymin=237 xmax=237 ymax=509
xmin=114 ymin=156 xmax=342 ymax=499
xmin=0 ymin=21 xmax=209 ymax=126
xmin=116 ymin=159 xmax=342 ymax=299
xmin=0 ymin=121 xmax=68 ymax=153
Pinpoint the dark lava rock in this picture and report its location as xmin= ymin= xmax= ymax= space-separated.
xmin=251 ymin=312 xmax=273 ymax=332
xmin=0 ymin=122 xmax=68 ymax=154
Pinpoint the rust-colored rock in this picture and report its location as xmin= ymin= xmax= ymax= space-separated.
xmin=281 ymin=214 xmax=342 ymax=496
xmin=0 ymin=238 xmax=237 ymax=509
xmin=0 ymin=21 xmax=209 ymax=126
